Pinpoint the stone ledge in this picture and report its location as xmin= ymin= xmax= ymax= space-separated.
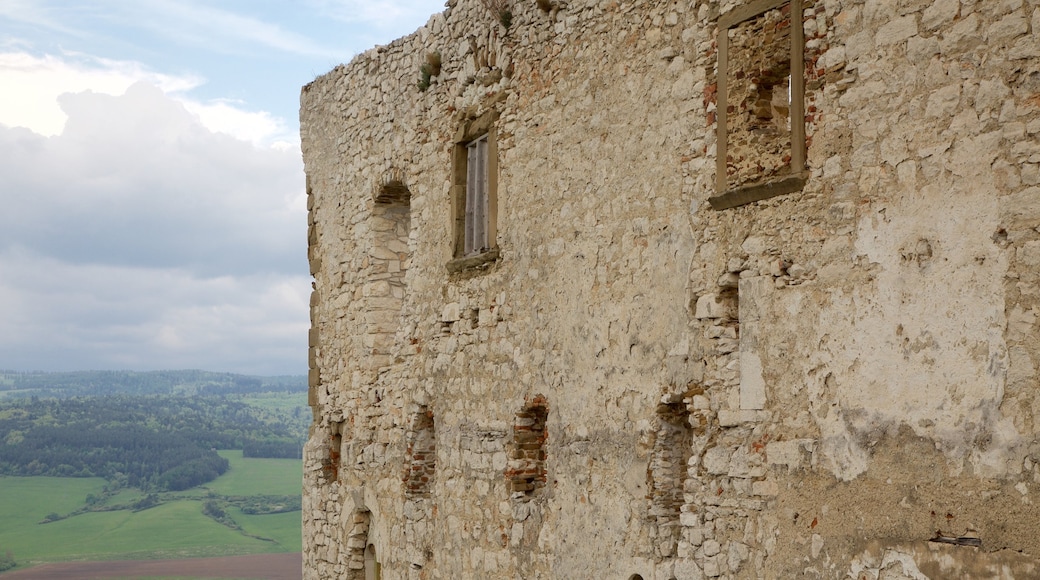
xmin=709 ymin=174 xmax=807 ymax=210
xmin=717 ymin=409 xmax=769 ymax=427
xmin=446 ymin=247 xmax=500 ymax=274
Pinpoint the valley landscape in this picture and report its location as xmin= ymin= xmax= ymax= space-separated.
xmin=0 ymin=370 xmax=306 ymax=578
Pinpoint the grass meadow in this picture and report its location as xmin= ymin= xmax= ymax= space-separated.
xmin=0 ymin=452 xmax=301 ymax=569
xmin=208 ymin=451 xmax=302 ymax=497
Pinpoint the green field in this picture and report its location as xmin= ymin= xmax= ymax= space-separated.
xmin=207 ymin=451 xmax=301 ymax=497
xmin=0 ymin=452 xmax=301 ymax=569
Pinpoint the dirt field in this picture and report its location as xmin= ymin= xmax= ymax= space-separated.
xmin=0 ymin=552 xmax=301 ymax=579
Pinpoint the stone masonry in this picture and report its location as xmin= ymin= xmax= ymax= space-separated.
xmin=301 ymin=0 xmax=1040 ymax=577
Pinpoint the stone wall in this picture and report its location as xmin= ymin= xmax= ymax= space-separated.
xmin=301 ymin=0 xmax=1040 ymax=577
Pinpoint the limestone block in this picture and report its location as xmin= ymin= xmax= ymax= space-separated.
xmin=369 ymin=246 xmax=399 ymax=260
xmin=1023 ymin=164 xmax=1040 ymax=186
xmin=739 ymin=277 xmax=771 ymax=410
xmin=817 ymin=45 xmax=846 ymax=71
xmin=1008 ymin=346 xmax=1036 ymax=389
xmin=922 ymin=0 xmax=960 ymax=31
xmin=441 ymin=302 xmax=461 ymax=322
xmin=1020 ymin=242 xmax=1040 ymax=268
xmin=717 ymin=410 xmax=767 ymax=427
xmin=728 ymin=541 xmax=750 ymax=573
xmin=702 ymin=445 xmax=732 ymax=475
xmin=939 ymin=14 xmax=980 ymax=54
xmin=975 ymin=79 xmax=1011 ymax=115
xmin=673 ymin=559 xmax=705 ymax=580
xmin=906 ymin=35 xmax=939 ymax=62
xmin=811 ymin=534 xmax=824 ymax=559
xmin=702 ymin=539 xmax=721 ymax=557
xmin=728 ymin=448 xmax=765 ymax=479
xmin=1010 ymin=34 xmax=1040 ymax=59
xmin=717 ymin=272 xmax=739 ymax=288
xmin=1001 ymin=186 xmax=1040 ymax=230
xmin=1008 ymin=307 xmax=1038 ymax=342
xmin=680 ymin=511 xmax=700 ymax=526
xmin=874 ymin=15 xmax=917 ymax=46
xmin=702 ymin=552 xmax=724 ymax=577
xmin=925 ymin=84 xmax=961 ymax=118
xmin=987 ymin=13 xmax=1028 ymax=43
xmin=478 ymin=308 xmax=494 ymax=326
xmin=844 ymin=30 xmax=875 ymax=63
xmin=694 ymin=293 xmax=734 ymax=319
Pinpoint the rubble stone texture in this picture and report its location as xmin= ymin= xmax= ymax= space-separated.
xmin=725 ymin=2 xmax=795 ymax=185
xmin=300 ymin=0 xmax=1040 ymax=577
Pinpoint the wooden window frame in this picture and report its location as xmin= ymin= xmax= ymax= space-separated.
xmin=448 ymin=110 xmax=500 ymax=273
xmin=710 ymin=0 xmax=807 ymax=210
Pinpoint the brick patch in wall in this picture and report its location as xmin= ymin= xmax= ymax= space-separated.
xmin=506 ymin=395 xmax=548 ymax=501
xmin=403 ymin=407 xmax=436 ymax=498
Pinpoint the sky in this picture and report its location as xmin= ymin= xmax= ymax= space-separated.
xmin=0 ymin=0 xmax=445 ymax=376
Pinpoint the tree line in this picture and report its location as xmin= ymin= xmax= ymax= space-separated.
xmin=0 ymin=394 xmax=305 ymax=491
xmin=0 ymin=369 xmax=306 ymax=398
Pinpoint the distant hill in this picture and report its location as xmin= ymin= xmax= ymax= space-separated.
xmin=0 ymin=370 xmax=308 ymax=489
xmin=0 ymin=370 xmax=306 ymax=399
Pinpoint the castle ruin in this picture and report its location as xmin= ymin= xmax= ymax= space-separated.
xmin=301 ymin=0 xmax=1040 ymax=577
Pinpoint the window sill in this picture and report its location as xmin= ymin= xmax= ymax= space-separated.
xmin=709 ymin=173 xmax=806 ymax=210
xmin=446 ymin=247 xmax=500 ymax=274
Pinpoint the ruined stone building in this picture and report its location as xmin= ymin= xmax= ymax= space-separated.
xmin=300 ymin=0 xmax=1040 ymax=577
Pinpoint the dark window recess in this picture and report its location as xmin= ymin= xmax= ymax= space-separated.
xmin=648 ymin=401 xmax=692 ymax=558
xmin=506 ymin=396 xmax=548 ymax=500
xmin=403 ymin=407 xmax=436 ymax=498
xmin=323 ymin=423 xmax=343 ymax=483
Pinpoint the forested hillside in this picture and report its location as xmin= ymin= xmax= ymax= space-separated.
xmin=0 ymin=369 xmax=305 ymax=398
xmin=0 ymin=371 xmax=308 ymax=492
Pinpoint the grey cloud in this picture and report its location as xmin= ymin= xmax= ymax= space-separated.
xmin=0 ymin=81 xmax=305 ymax=278
xmin=0 ymin=81 xmax=308 ymax=374
xmin=0 ymin=247 xmax=308 ymax=374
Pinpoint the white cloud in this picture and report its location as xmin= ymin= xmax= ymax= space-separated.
xmin=0 ymin=50 xmax=294 ymax=145
xmin=0 ymin=76 xmax=307 ymax=374
xmin=0 ymin=50 xmax=201 ymax=136
xmin=0 ymin=80 xmax=304 ymax=274
xmin=181 ymin=98 xmax=295 ymax=148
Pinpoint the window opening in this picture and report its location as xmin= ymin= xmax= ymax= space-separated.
xmin=506 ymin=396 xmax=548 ymax=501
xmin=374 ymin=175 xmax=410 ymax=205
xmin=448 ymin=110 xmax=499 ymax=271
xmin=648 ymin=401 xmax=692 ymax=557
xmin=346 ymin=509 xmax=371 ymax=579
xmin=323 ymin=422 xmax=343 ymax=483
xmin=712 ymin=0 xmax=806 ymax=209
xmin=403 ymin=407 xmax=436 ymax=498
xmin=367 ymin=188 xmax=411 ymax=370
